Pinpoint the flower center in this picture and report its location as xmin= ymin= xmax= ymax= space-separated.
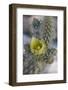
xmin=37 ymin=46 xmax=41 ymax=50
xmin=36 ymin=43 xmax=42 ymax=50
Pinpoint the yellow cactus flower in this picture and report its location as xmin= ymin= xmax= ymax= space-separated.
xmin=30 ymin=37 xmax=48 ymax=55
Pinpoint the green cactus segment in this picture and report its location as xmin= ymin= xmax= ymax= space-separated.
xmin=42 ymin=17 xmax=52 ymax=42
xmin=32 ymin=18 xmax=41 ymax=29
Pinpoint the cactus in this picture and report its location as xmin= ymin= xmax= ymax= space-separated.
xmin=23 ymin=16 xmax=57 ymax=74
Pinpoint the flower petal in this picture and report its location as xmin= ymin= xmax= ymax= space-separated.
xmin=30 ymin=37 xmax=48 ymax=55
